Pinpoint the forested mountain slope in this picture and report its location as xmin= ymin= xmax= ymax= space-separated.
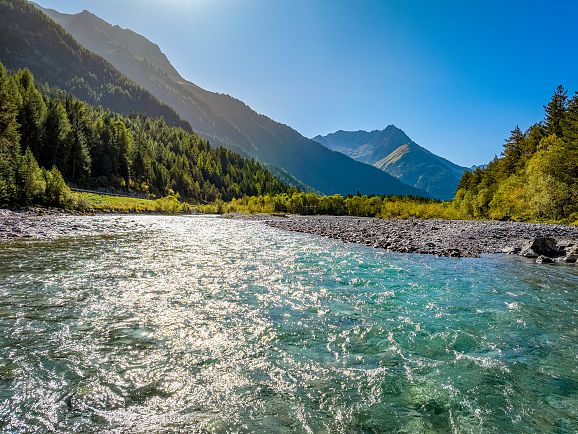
xmin=0 ymin=0 xmax=189 ymax=130
xmin=37 ymin=4 xmax=426 ymax=197
xmin=313 ymin=126 xmax=467 ymax=200
xmin=0 ymin=63 xmax=288 ymax=206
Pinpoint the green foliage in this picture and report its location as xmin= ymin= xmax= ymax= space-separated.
xmin=15 ymin=69 xmax=46 ymax=154
xmin=43 ymin=165 xmax=73 ymax=208
xmin=75 ymin=192 xmax=192 ymax=214
xmin=379 ymin=198 xmax=467 ymax=220
xmin=64 ymin=97 xmax=92 ymax=181
xmin=525 ymin=135 xmax=577 ymax=219
xmin=0 ymin=63 xmax=289 ymax=209
xmin=195 ymin=193 xmax=465 ymax=221
xmin=15 ymin=147 xmax=45 ymax=204
xmin=544 ymin=85 xmax=567 ymax=137
xmin=42 ymin=99 xmax=71 ymax=170
xmin=0 ymin=63 xmax=23 ymax=202
xmin=454 ymin=85 xmax=578 ymax=223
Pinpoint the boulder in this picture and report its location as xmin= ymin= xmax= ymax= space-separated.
xmin=519 ymin=237 xmax=562 ymax=258
xmin=502 ymin=246 xmax=521 ymax=255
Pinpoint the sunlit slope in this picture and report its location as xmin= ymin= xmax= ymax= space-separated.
xmin=314 ymin=126 xmax=467 ymax=199
xmin=38 ymin=5 xmax=426 ymax=197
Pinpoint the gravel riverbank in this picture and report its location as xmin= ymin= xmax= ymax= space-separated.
xmin=244 ymin=214 xmax=578 ymax=258
xmin=2 ymin=209 xmax=578 ymax=260
xmin=0 ymin=209 xmax=147 ymax=241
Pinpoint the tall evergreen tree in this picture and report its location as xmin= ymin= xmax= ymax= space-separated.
xmin=0 ymin=63 xmax=22 ymax=157
xmin=15 ymin=69 xmax=46 ymax=156
xmin=15 ymin=147 xmax=45 ymax=204
xmin=544 ymin=85 xmax=567 ymax=137
xmin=42 ymin=99 xmax=71 ymax=172
xmin=65 ymin=97 xmax=91 ymax=181
xmin=562 ymin=92 xmax=578 ymax=147
xmin=501 ymin=126 xmax=525 ymax=175
xmin=0 ymin=63 xmax=22 ymax=201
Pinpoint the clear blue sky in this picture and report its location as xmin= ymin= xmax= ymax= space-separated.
xmin=35 ymin=0 xmax=578 ymax=166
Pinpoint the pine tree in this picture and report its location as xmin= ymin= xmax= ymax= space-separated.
xmin=15 ymin=147 xmax=45 ymax=204
xmin=562 ymin=92 xmax=578 ymax=147
xmin=15 ymin=69 xmax=46 ymax=156
xmin=43 ymin=99 xmax=71 ymax=172
xmin=65 ymin=98 xmax=91 ymax=181
xmin=0 ymin=63 xmax=22 ymax=157
xmin=0 ymin=62 xmax=22 ymax=201
xmin=501 ymin=126 xmax=525 ymax=175
xmin=544 ymin=85 xmax=567 ymax=137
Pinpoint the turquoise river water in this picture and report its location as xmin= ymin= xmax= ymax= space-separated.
xmin=0 ymin=215 xmax=577 ymax=433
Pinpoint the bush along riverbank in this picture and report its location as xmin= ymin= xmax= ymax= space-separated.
xmin=193 ymin=192 xmax=578 ymax=226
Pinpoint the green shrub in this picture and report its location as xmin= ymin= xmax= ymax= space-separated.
xmin=15 ymin=148 xmax=45 ymax=204
xmin=43 ymin=166 xmax=73 ymax=208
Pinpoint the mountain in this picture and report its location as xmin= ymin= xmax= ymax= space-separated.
xmin=313 ymin=126 xmax=467 ymax=200
xmin=36 ymin=4 xmax=426 ymax=197
xmin=0 ymin=0 xmax=189 ymax=131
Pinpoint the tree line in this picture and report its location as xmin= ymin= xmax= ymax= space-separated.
xmin=455 ymin=85 xmax=578 ymax=222
xmin=198 ymin=86 xmax=578 ymax=225
xmin=195 ymin=192 xmax=458 ymax=220
xmin=0 ymin=63 xmax=290 ymax=207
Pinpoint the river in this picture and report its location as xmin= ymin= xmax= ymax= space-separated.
xmin=0 ymin=215 xmax=577 ymax=432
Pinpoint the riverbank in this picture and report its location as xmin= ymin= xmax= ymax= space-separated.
xmin=2 ymin=210 xmax=578 ymax=261
xmin=238 ymin=214 xmax=578 ymax=259
xmin=73 ymin=192 xmax=193 ymax=213
xmin=0 ymin=209 xmax=151 ymax=240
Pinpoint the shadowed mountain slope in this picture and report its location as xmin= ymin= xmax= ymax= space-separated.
xmin=0 ymin=0 xmax=189 ymax=130
xmin=38 ymin=5 xmax=426 ymax=197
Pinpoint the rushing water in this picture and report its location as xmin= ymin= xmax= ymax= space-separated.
xmin=0 ymin=215 xmax=577 ymax=433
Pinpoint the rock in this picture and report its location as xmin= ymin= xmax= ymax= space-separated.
xmin=443 ymin=248 xmax=462 ymax=258
xmin=520 ymin=237 xmax=562 ymax=258
xmin=554 ymin=255 xmax=577 ymax=264
xmin=536 ymin=255 xmax=554 ymax=264
xmin=520 ymin=247 xmax=539 ymax=258
xmin=502 ymin=246 xmax=521 ymax=255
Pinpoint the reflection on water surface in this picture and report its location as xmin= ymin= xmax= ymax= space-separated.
xmin=0 ymin=215 xmax=577 ymax=432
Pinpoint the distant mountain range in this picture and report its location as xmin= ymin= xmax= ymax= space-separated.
xmin=313 ymin=126 xmax=467 ymax=199
xmin=35 ymin=4 xmax=425 ymax=197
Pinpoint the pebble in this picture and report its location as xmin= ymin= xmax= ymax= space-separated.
xmin=242 ymin=214 xmax=578 ymax=258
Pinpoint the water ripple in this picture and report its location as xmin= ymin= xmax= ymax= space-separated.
xmin=0 ymin=215 xmax=577 ymax=433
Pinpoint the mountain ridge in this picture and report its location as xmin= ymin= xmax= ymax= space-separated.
xmin=0 ymin=0 xmax=190 ymax=131
xmin=36 ymin=4 xmax=427 ymax=197
xmin=313 ymin=126 xmax=467 ymax=199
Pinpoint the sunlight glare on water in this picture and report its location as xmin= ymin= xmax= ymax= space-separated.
xmin=0 ymin=215 xmax=577 ymax=433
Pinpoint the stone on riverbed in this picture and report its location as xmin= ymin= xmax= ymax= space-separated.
xmin=502 ymin=246 xmax=521 ymax=255
xmin=519 ymin=237 xmax=563 ymax=258
xmin=535 ymin=255 xmax=554 ymax=264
